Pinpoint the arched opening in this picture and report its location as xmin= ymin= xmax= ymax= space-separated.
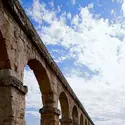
xmin=58 ymin=100 xmax=61 ymax=125
xmin=24 ymin=65 xmax=42 ymax=125
xmin=58 ymin=92 xmax=69 ymax=124
xmin=59 ymin=92 xmax=69 ymax=118
xmin=72 ymin=106 xmax=78 ymax=125
xmin=85 ymin=119 xmax=87 ymax=125
xmin=23 ymin=59 xmax=52 ymax=125
xmin=80 ymin=114 xmax=83 ymax=125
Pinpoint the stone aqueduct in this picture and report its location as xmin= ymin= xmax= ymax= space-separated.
xmin=0 ymin=0 xmax=94 ymax=125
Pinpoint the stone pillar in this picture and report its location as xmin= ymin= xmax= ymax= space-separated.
xmin=73 ymin=119 xmax=79 ymax=125
xmin=39 ymin=106 xmax=60 ymax=125
xmin=0 ymin=75 xmax=27 ymax=125
xmin=83 ymin=118 xmax=85 ymax=125
xmin=60 ymin=117 xmax=73 ymax=125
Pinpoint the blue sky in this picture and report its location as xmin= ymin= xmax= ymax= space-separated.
xmin=21 ymin=0 xmax=125 ymax=125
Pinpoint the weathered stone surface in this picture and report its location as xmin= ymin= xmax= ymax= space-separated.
xmin=40 ymin=106 xmax=60 ymax=125
xmin=0 ymin=76 xmax=27 ymax=125
xmin=0 ymin=0 xmax=94 ymax=125
xmin=0 ymin=75 xmax=28 ymax=94
xmin=60 ymin=118 xmax=73 ymax=125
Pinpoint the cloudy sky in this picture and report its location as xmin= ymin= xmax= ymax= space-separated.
xmin=20 ymin=0 xmax=125 ymax=124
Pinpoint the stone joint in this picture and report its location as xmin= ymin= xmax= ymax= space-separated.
xmin=60 ymin=117 xmax=73 ymax=123
xmin=73 ymin=121 xmax=80 ymax=125
xmin=39 ymin=106 xmax=60 ymax=116
xmin=0 ymin=76 xmax=28 ymax=94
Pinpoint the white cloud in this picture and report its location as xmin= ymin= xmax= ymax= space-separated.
xmin=26 ymin=0 xmax=57 ymax=25
xmin=88 ymin=3 xmax=94 ymax=9
xmin=122 ymin=0 xmax=125 ymax=17
xmin=67 ymin=12 xmax=72 ymax=20
xmin=24 ymin=68 xmax=42 ymax=109
xmin=112 ymin=0 xmax=123 ymax=3
xmin=24 ymin=1 xmax=125 ymax=124
xmin=111 ymin=9 xmax=115 ymax=15
xmin=26 ymin=0 xmax=43 ymax=24
xmin=26 ymin=111 xmax=40 ymax=118
xmin=67 ymin=75 xmax=125 ymax=125
xmin=49 ymin=1 xmax=54 ymax=8
xmin=71 ymin=0 xmax=76 ymax=5
xmin=71 ymin=14 xmax=79 ymax=26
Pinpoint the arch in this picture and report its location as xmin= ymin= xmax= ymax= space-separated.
xmin=85 ymin=119 xmax=87 ymax=125
xmin=27 ymin=59 xmax=52 ymax=95
xmin=59 ymin=92 xmax=69 ymax=118
xmin=72 ymin=106 xmax=78 ymax=125
xmin=80 ymin=114 xmax=83 ymax=125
